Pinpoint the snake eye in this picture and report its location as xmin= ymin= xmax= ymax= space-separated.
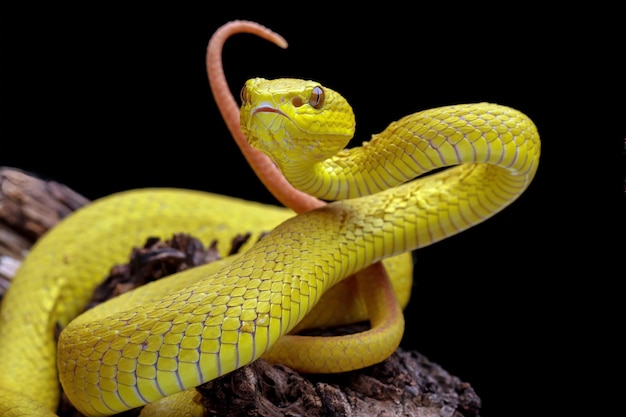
xmin=240 ymin=85 xmax=250 ymax=105
xmin=309 ymin=86 xmax=325 ymax=109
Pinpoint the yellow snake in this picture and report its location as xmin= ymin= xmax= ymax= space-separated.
xmin=0 ymin=20 xmax=540 ymax=417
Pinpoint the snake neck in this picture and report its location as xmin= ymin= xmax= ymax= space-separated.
xmin=273 ymin=103 xmax=541 ymax=202
xmin=275 ymin=145 xmax=401 ymax=201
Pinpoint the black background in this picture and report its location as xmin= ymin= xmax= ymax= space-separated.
xmin=2 ymin=3 xmax=623 ymax=416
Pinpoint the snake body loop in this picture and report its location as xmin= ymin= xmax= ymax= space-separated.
xmin=241 ymin=78 xmax=539 ymax=205
xmin=55 ymin=89 xmax=537 ymax=416
xmin=0 ymin=20 xmax=539 ymax=417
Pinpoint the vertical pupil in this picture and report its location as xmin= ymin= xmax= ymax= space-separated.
xmin=309 ymin=86 xmax=325 ymax=109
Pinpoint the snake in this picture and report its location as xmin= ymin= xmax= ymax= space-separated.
xmin=0 ymin=20 xmax=540 ymax=417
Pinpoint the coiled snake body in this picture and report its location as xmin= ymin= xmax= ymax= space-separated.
xmin=0 ymin=20 xmax=540 ymax=417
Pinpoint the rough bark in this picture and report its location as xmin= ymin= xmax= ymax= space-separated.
xmin=0 ymin=166 xmax=482 ymax=417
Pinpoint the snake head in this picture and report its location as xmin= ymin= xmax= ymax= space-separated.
xmin=240 ymin=78 xmax=355 ymax=168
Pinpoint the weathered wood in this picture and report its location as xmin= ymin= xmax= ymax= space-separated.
xmin=0 ymin=167 xmax=89 ymax=291
xmin=0 ymin=167 xmax=89 ymax=242
xmin=198 ymin=348 xmax=480 ymax=417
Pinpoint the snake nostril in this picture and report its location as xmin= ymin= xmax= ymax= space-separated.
xmin=292 ymin=97 xmax=303 ymax=107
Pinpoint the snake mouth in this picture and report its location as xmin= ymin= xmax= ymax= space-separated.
xmin=247 ymin=106 xmax=291 ymax=154
xmin=249 ymin=105 xmax=288 ymax=132
xmin=252 ymin=104 xmax=285 ymax=116
xmin=249 ymin=105 xmax=292 ymax=138
xmin=251 ymin=106 xmax=310 ymax=137
xmin=251 ymin=106 xmax=286 ymax=117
